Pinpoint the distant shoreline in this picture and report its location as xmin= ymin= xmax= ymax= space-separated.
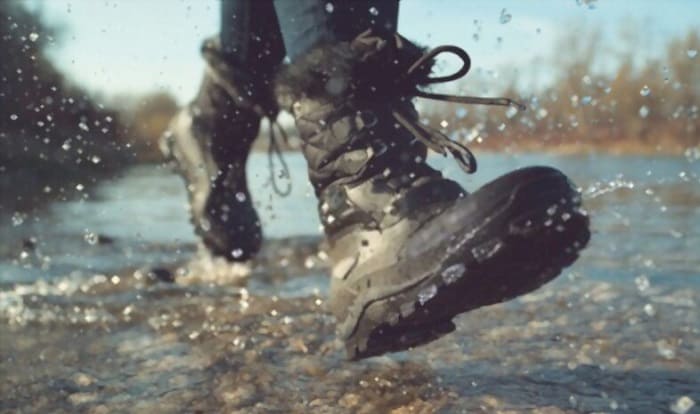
xmin=246 ymin=135 xmax=696 ymax=157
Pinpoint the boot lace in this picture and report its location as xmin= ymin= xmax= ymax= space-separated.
xmin=209 ymin=33 xmax=524 ymax=196
xmin=387 ymin=34 xmax=526 ymax=174
xmin=203 ymin=53 xmax=292 ymax=197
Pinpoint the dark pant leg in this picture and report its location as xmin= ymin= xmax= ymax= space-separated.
xmin=220 ymin=0 xmax=285 ymax=70
xmin=272 ymin=0 xmax=399 ymax=61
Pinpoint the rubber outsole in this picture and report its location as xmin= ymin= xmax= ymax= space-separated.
xmin=344 ymin=166 xmax=591 ymax=360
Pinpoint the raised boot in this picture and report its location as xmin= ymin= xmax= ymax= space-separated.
xmin=161 ymin=38 xmax=279 ymax=261
xmin=275 ymin=31 xmax=591 ymax=360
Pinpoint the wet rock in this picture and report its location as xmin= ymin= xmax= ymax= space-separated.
xmin=72 ymin=372 xmax=95 ymax=387
xmin=147 ymin=267 xmax=175 ymax=283
xmin=219 ymin=383 xmax=257 ymax=408
xmin=339 ymin=392 xmax=360 ymax=408
xmin=95 ymin=234 xmax=115 ymax=245
xmin=21 ymin=237 xmax=37 ymax=250
xmin=69 ymin=392 xmax=98 ymax=405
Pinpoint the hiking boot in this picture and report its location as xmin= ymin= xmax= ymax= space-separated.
xmin=161 ymin=38 xmax=278 ymax=261
xmin=275 ymin=31 xmax=590 ymax=360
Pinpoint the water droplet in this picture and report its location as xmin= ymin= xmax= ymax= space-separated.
xmin=635 ymin=274 xmax=650 ymax=292
xmin=440 ymin=119 xmax=449 ymax=128
xmin=687 ymin=49 xmax=698 ymax=59
xmin=499 ymin=8 xmax=512 ymax=24
xmin=75 ymin=183 xmax=84 ymax=191
xmin=640 ymin=85 xmax=651 ymax=96
xmin=368 ymin=6 xmax=379 ymax=16
xmin=671 ymin=396 xmax=695 ymax=414
xmin=656 ymin=339 xmax=675 ymax=359
xmin=11 ymin=212 xmax=25 ymax=226
xmin=455 ymin=107 xmax=468 ymax=119
xmin=235 ymin=192 xmax=246 ymax=202
xmin=231 ymin=248 xmax=244 ymax=259
xmin=78 ymin=122 xmax=89 ymax=131
xmin=28 ymin=32 xmax=39 ymax=42
xmin=576 ymin=0 xmax=597 ymax=9
xmin=639 ymin=105 xmax=649 ymax=118
xmin=569 ymin=395 xmax=578 ymax=408
xmin=643 ymin=303 xmax=656 ymax=317
xmin=90 ymin=155 xmax=101 ymax=164
xmin=441 ymin=263 xmax=466 ymax=285
xmin=418 ymin=284 xmax=437 ymax=305
xmin=471 ymin=239 xmax=503 ymax=262
xmin=84 ymin=231 xmax=98 ymax=245
xmin=325 ymin=2 xmax=334 ymax=13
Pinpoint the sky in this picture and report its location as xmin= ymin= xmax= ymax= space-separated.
xmin=25 ymin=0 xmax=700 ymax=104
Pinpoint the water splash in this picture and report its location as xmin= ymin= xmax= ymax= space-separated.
xmin=499 ymin=8 xmax=512 ymax=24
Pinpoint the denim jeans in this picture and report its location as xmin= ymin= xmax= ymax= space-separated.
xmin=220 ymin=0 xmax=399 ymax=66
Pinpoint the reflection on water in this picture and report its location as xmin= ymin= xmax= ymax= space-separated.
xmin=1 ymin=153 xmax=699 ymax=412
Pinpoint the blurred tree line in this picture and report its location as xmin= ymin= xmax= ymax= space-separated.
xmin=110 ymin=92 xmax=179 ymax=162
xmin=424 ymin=26 xmax=699 ymax=155
xmin=0 ymin=2 xmax=176 ymax=211
xmin=1 ymin=2 xmax=125 ymax=170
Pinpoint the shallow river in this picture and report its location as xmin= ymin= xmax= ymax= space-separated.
xmin=1 ymin=152 xmax=699 ymax=413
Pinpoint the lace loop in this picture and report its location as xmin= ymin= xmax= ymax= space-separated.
xmin=204 ymin=57 xmax=292 ymax=197
xmin=267 ymin=120 xmax=292 ymax=197
xmin=405 ymin=45 xmax=472 ymax=85
xmin=390 ymin=42 xmax=525 ymax=174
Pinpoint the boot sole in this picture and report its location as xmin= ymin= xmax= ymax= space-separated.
xmin=343 ymin=166 xmax=591 ymax=360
